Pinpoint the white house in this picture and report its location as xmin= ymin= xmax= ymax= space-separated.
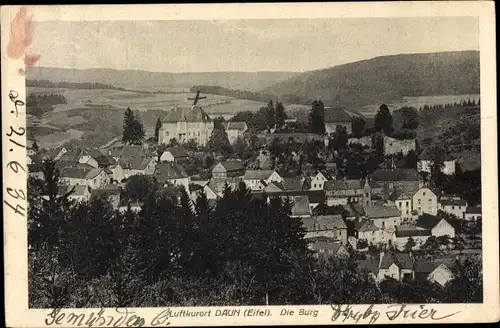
xmin=60 ymin=167 xmax=111 ymax=189
xmin=154 ymin=162 xmax=190 ymax=192
xmin=377 ymin=252 xmax=415 ymax=283
xmin=310 ymin=171 xmax=334 ymax=191
xmin=324 ymin=107 xmax=352 ymax=135
xmin=119 ymin=156 xmax=157 ymax=179
xmin=364 ymin=204 xmax=401 ymax=232
xmin=417 ymin=148 xmax=456 ymax=175
xmin=415 ymin=261 xmax=454 ymax=287
xmin=355 ymin=219 xmax=392 ymax=247
xmin=412 ymin=186 xmax=438 ymax=216
xmin=159 ymin=146 xmax=189 ymax=163
xmin=108 ymin=162 xmax=126 ymax=184
xmin=222 ymin=122 xmax=248 ymax=144
xmin=243 ymin=170 xmax=279 ymax=190
xmin=393 ymin=225 xmax=431 ymax=251
xmin=388 ymin=190 xmax=412 ymax=220
xmin=302 ymin=215 xmax=348 ymax=244
xmin=68 ymin=185 xmax=92 ymax=202
xmin=416 ymin=213 xmax=456 ymax=239
xmin=438 ymin=196 xmax=467 ymax=219
xmin=464 ymin=206 xmax=482 ymax=221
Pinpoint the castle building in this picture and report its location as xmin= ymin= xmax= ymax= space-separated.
xmin=158 ymin=105 xmax=214 ymax=146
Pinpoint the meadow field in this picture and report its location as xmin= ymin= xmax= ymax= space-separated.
xmin=27 ymin=87 xmax=269 ymax=149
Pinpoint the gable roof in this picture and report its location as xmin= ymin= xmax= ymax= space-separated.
xmin=218 ymin=160 xmax=245 ymax=172
xmin=91 ymin=184 xmax=121 ymax=197
xmin=155 ymin=163 xmax=188 ymax=183
xmin=222 ymin=121 xmax=247 ymax=131
xmin=394 ymin=225 xmax=431 ymax=238
xmin=355 ymin=219 xmax=380 ymax=232
xmin=71 ymin=185 xmax=91 ymax=196
xmin=60 ymin=167 xmax=88 ymax=179
xmin=364 ymin=204 xmax=400 ymax=219
xmin=414 ymin=260 xmax=442 ymax=274
xmin=82 ymin=149 xmax=117 ymax=166
xmin=164 ymin=146 xmax=189 ymax=159
xmin=466 ymin=206 xmax=482 ymax=214
xmin=119 ymin=156 xmax=154 ymax=170
xmin=291 ymin=195 xmax=311 ymax=216
xmin=309 ymin=239 xmax=345 ymax=254
xmin=388 ymin=190 xmax=410 ymax=201
xmin=282 ymin=177 xmax=304 ymax=191
xmin=380 ymin=252 xmax=414 ymax=270
xmin=162 ymin=105 xmax=212 ymax=123
xmin=416 ymin=213 xmax=450 ymax=230
xmin=324 ymin=107 xmax=352 ymax=123
xmin=244 ymin=170 xmax=275 ymax=180
xmin=302 ymin=215 xmax=347 ymax=231
xmin=439 ymin=198 xmax=467 ymax=206
xmin=372 ymin=168 xmax=419 ymax=182
xmin=324 ymin=179 xmax=363 ymax=191
xmin=420 ymin=148 xmax=455 ymax=161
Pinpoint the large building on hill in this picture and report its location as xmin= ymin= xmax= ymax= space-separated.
xmin=158 ymin=105 xmax=214 ymax=146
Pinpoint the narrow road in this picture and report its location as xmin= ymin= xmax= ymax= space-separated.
xmin=99 ymin=135 xmax=120 ymax=149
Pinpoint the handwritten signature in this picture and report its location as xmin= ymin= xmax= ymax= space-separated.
xmin=330 ymin=304 xmax=461 ymax=324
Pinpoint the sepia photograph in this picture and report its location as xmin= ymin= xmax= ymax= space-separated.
xmin=2 ymin=2 xmax=498 ymax=326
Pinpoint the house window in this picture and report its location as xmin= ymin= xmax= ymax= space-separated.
xmin=423 ymin=192 xmax=426 ymax=196
xmin=406 ymin=201 xmax=409 ymax=207
xmin=452 ymin=206 xmax=455 ymax=210
xmin=418 ymin=199 xmax=421 ymax=204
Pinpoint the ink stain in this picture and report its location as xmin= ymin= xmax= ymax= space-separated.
xmin=7 ymin=7 xmax=40 ymax=75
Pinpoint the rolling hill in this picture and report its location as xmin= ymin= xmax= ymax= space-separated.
xmin=263 ymin=51 xmax=480 ymax=109
xmin=26 ymin=67 xmax=299 ymax=93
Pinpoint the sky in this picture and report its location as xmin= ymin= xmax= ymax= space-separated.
xmin=29 ymin=17 xmax=479 ymax=73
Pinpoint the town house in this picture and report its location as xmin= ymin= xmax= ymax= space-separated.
xmin=324 ymin=178 xmax=370 ymax=206
xmin=417 ymin=148 xmax=456 ymax=176
xmin=159 ymin=146 xmax=189 ymax=163
xmin=91 ymin=184 xmax=122 ymax=209
xmin=371 ymin=168 xmax=421 ymax=198
xmin=377 ymin=252 xmax=415 ymax=283
xmin=364 ymin=203 xmax=401 ymax=231
xmin=222 ymin=121 xmax=248 ymax=144
xmin=301 ymin=215 xmax=348 ymax=244
xmin=212 ymin=160 xmax=245 ymax=180
xmin=414 ymin=260 xmax=455 ymax=287
xmin=416 ymin=213 xmax=456 ymax=239
xmin=412 ymin=186 xmax=439 ymax=215
xmin=438 ymin=196 xmax=468 ymax=219
xmin=243 ymin=170 xmax=282 ymax=190
xmin=60 ymin=167 xmax=111 ymax=189
xmin=155 ymin=162 xmax=190 ymax=192
xmin=388 ymin=190 xmax=412 ymax=220
xmin=310 ymin=170 xmax=334 ymax=190
xmin=324 ymin=107 xmax=352 ymax=135
xmin=393 ymin=225 xmax=431 ymax=251
xmin=464 ymin=205 xmax=482 ymax=221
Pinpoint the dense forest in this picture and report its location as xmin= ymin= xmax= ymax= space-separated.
xmin=263 ymin=51 xmax=480 ymax=108
xmin=26 ymin=93 xmax=67 ymax=117
xmin=28 ymin=161 xmax=482 ymax=308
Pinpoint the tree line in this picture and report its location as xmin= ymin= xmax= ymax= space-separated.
xmin=27 ymin=93 xmax=67 ymax=117
xmin=419 ymin=98 xmax=480 ymax=112
xmin=28 ymin=161 xmax=482 ymax=307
